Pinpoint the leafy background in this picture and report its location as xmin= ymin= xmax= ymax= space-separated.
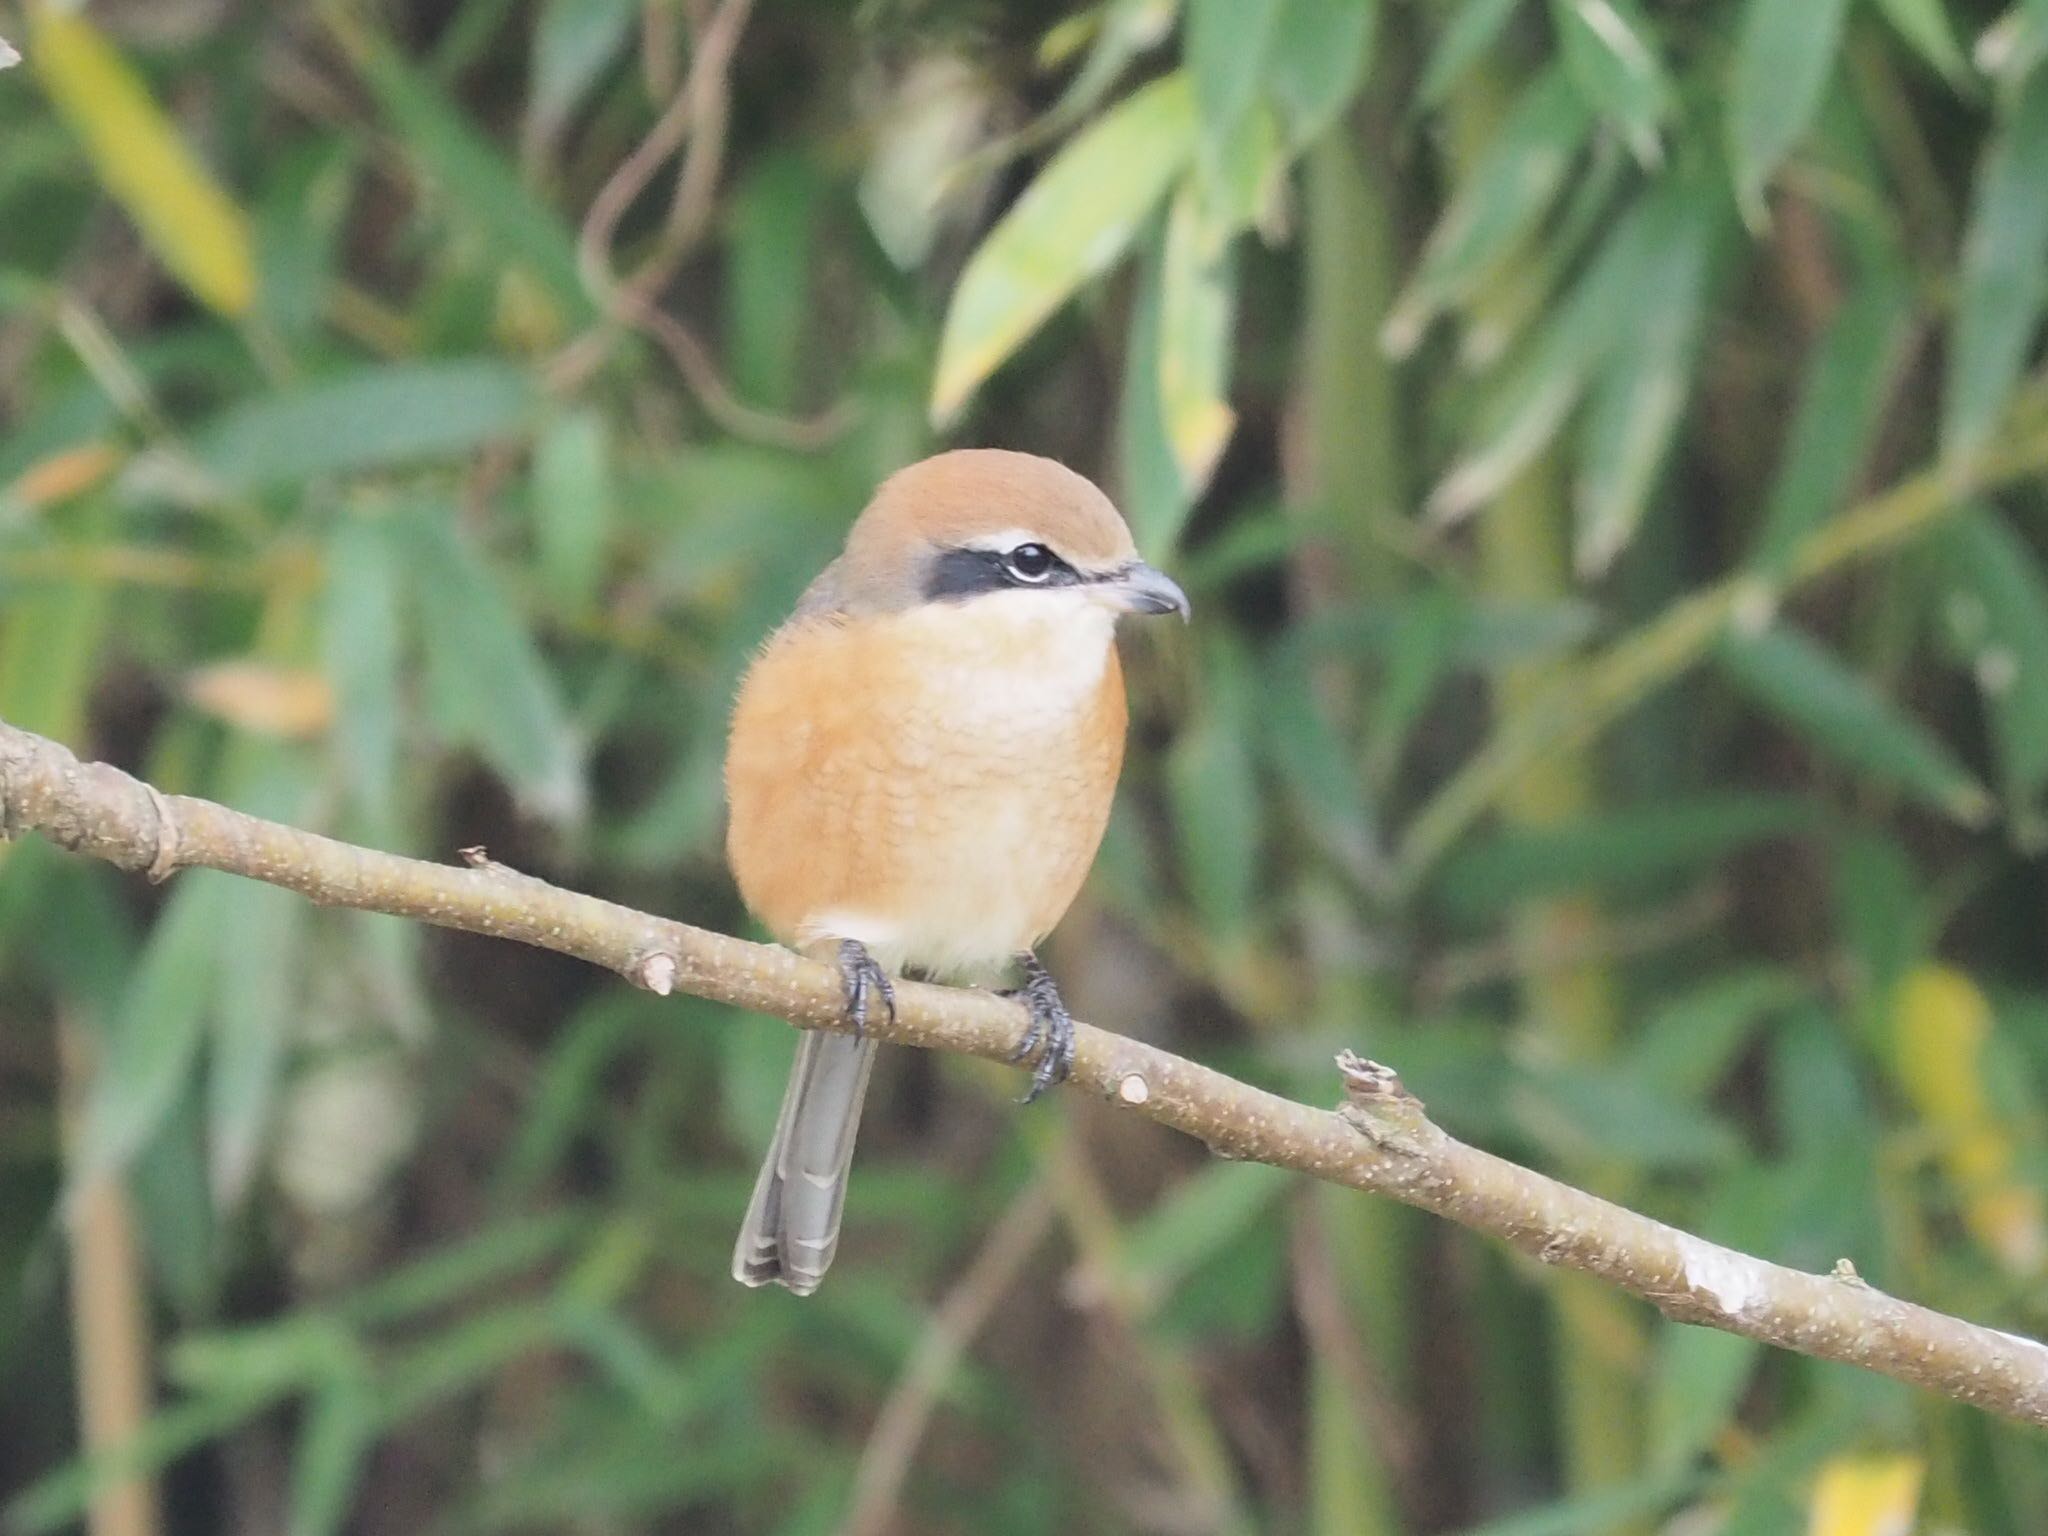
xmin=2 ymin=0 xmax=2048 ymax=1532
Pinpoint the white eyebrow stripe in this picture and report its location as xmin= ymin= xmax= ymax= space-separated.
xmin=957 ymin=529 xmax=1048 ymax=552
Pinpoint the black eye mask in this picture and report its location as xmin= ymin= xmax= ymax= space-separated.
xmin=924 ymin=544 xmax=1083 ymax=601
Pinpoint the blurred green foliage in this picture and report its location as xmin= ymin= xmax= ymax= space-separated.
xmin=4 ymin=1 xmax=2048 ymax=1533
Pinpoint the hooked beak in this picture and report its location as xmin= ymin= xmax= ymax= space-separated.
xmin=1096 ymin=561 xmax=1191 ymax=621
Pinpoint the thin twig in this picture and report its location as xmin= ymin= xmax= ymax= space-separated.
xmin=555 ymin=0 xmax=852 ymax=450
xmin=4 ymin=719 xmax=2048 ymax=1429
xmin=839 ymin=1184 xmax=1056 ymax=1536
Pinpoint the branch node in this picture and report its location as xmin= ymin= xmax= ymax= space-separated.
xmin=632 ymin=951 xmax=680 ymax=997
xmin=1115 ymin=1071 xmax=1151 ymax=1106
xmin=1833 ymin=1257 xmax=1868 ymax=1287
xmin=142 ymin=782 xmax=182 ymax=883
xmin=1335 ymin=1050 xmax=1435 ymax=1155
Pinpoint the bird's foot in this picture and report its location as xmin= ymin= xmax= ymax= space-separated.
xmin=1005 ymin=952 xmax=1075 ymax=1104
xmin=837 ymin=939 xmax=896 ymax=1042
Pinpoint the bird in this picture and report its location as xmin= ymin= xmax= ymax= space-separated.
xmin=725 ymin=448 xmax=1189 ymax=1295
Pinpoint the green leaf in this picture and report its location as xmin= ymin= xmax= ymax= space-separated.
xmin=1155 ymin=185 xmax=1238 ymax=498
xmin=403 ymin=502 xmax=586 ymax=825
xmin=1870 ymin=0 xmax=1972 ymax=86
xmin=529 ymin=0 xmax=636 ymax=142
xmin=1629 ymin=968 xmax=1804 ymax=1101
xmin=351 ymin=32 xmax=591 ymax=320
xmin=1124 ymin=1161 xmax=1292 ymax=1297
xmin=1550 ymin=0 xmax=1672 ymax=166
xmin=1428 ymin=184 xmax=1659 ymax=521
xmin=194 ymin=360 xmax=538 ymax=492
xmin=1385 ymin=66 xmax=1593 ymax=354
xmin=531 ymin=407 xmax=615 ymax=613
xmin=931 ymin=71 xmax=1195 ymax=423
xmin=1120 ymin=222 xmax=1192 ymax=556
xmin=1187 ymin=0 xmax=1283 ymax=165
xmin=1436 ymin=795 xmax=1809 ymax=920
xmin=323 ymin=513 xmax=407 ymax=832
xmin=1935 ymin=507 xmax=2048 ymax=830
xmin=1726 ymin=0 xmax=1853 ymax=224
xmin=1942 ymin=69 xmax=2048 ymax=467
xmin=77 ymin=873 xmax=230 ymax=1181
xmin=726 ymin=151 xmax=820 ymax=409
xmin=289 ymin=1373 xmax=375 ymax=1536
xmin=1573 ymin=178 xmax=1716 ymax=575
xmin=208 ymin=751 xmax=315 ymax=1208
xmin=1418 ymin=0 xmax=1524 ymax=111
xmin=1514 ymin=1064 xmax=1743 ymax=1169
xmin=1167 ymin=634 xmax=1262 ymax=940
xmin=1265 ymin=0 xmax=1378 ymax=147
xmin=1718 ymin=626 xmax=1992 ymax=823
xmin=1749 ymin=263 xmax=1911 ymax=579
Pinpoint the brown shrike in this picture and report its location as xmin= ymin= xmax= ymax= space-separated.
xmin=725 ymin=449 xmax=1189 ymax=1294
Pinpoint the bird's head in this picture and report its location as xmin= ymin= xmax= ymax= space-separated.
xmin=834 ymin=449 xmax=1190 ymax=623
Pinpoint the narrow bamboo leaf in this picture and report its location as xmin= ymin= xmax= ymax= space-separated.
xmin=195 ymin=360 xmax=537 ymax=492
xmin=1385 ymin=66 xmax=1593 ymax=354
xmin=29 ymin=7 xmax=254 ymax=316
xmin=1515 ymin=1064 xmax=1742 ymax=1169
xmin=1942 ymin=69 xmax=2048 ymax=467
xmin=208 ymin=752 xmax=315 ymax=1209
xmin=1187 ymin=0 xmax=1283 ymax=166
xmin=1550 ymin=0 xmax=1672 ymax=166
xmin=1427 ymin=186 xmax=1658 ymax=522
xmin=1935 ymin=508 xmax=2048 ymax=828
xmin=352 ymin=33 xmax=591 ymax=319
xmin=77 ymin=874 xmax=230 ymax=1181
xmin=1629 ymin=968 xmax=1803 ymax=1100
xmin=1125 ymin=1161 xmax=1292 ymax=1296
xmin=932 ymin=72 xmax=1196 ymax=423
xmin=1436 ymin=794 xmax=1808 ymax=919
xmin=531 ymin=408 xmax=615 ymax=613
xmin=1718 ymin=627 xmax=1992 ymax=823
xmin=1726 ymin=0 xmax=1853 ymax=224
xmin=1418 ymin=0 xmax=1524 ymax=111
xmin=727 ymin=151 xmax=820 ymax=408
xmin=1155 ymin=186 xmax=1238 ymax=498
xmin=528 ymin=0 xmax=636 ymax=143
xmin=1167 ymin=635 xmax=1262 ymax=939
xmin=289 ymin=1373 xmax=376 ymax=1536
xmin=1265 ymin=0 xmax=1378 ymax=147
xmin=1120 ymin=224 xmax=1192 ymax=555
xmin=1869 ymin=0 xmax=1972 ymax=86
xmin=404 ymin=503 xmax=586 ymax=825
xmin=1573 ymin=181 xmax=1715 ymax=576
xmin=1650 ymin=1325 xmax=1760 ymax=1470
xmin=1750 ymin=264 xmax=1911 ymax=578
xmin=323 ymin=513 xmax=406 ymax=830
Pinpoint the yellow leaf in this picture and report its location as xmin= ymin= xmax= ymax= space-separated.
xmin=184 ymin=662 xmax=334 ymax=740
xmin=1807 ymin=1453 xmax=1923 ymax=1536
xmin=931 ymin=72 xmax=1196 ymax=425
xmin=30 ymin=5 xmax=254 ymax=317
xmin=1894 ymin=965 xmax=2046 ymax=1274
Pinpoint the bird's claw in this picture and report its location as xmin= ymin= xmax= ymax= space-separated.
xmin=1005 ymin=952 xmax=1075 ymax=1104
xmin=837 ymin=939 xmax=896 ymax=1042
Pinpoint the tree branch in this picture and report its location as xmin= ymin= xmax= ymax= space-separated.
xmin=5 ymin=716 xmax=2047 ymax=1429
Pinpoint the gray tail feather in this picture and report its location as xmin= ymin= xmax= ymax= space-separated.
xmin=731 ymin=1031 xmax=878 ymax=1295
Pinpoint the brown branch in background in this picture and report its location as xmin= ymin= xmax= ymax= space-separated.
xmin=57 ymin=1019 xmax=163 ymax=1536
xmin=839 ymin=1184 xmax=1056 ymax=1536
xmin=5 ymin=718 xmax=2048 ymax=1431
xmin=551 ymin=0 xmax=852 ymax=450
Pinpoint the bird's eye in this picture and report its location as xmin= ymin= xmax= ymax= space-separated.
xmin=1005 ymin=543 xmax=1057 ymax=582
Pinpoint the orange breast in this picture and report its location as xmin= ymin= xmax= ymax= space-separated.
xmin=724 ymin=599 xmax=1127 ymax=979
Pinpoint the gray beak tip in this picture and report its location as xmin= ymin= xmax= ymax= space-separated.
xmin=1107 ymin=562 xmax=1191 ymax=621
